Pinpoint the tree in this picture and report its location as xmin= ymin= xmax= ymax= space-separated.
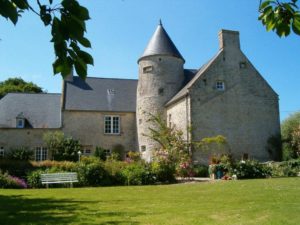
xmin=281 ymin=111 xmax=300 ymax=159
xmin=259 ymin=0 xmax=300 ymax=37
xmin=43 ymin=131 xmax=82 ymax=161
xmin=0 ymin=0 xmax=93 ymax=79
xmin=0 ymin=77 xmax=44 ymax=98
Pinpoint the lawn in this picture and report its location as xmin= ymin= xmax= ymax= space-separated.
xmin=0 ymin=178 xmax=299 ymax=225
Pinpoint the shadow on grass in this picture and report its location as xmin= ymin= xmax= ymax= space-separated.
xmin=0 ymin=195 xmax=141 ymax=225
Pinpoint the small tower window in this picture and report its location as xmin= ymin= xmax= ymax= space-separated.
xmin=168 ymin=114 xmax=172 ymax=127
xmin=158 ymin=88 xmax=164 ymax=95
xmin=141 ymin=145 xmax=146 ymax=152
xmin=139 ymin=119 xmax=142 ymax=125
xmin=239 ymin=61 xmax=246 ymax=69
xmin=0 ymin=147 xmax=4 ymax=158
xmin=143 ymin=66 xmax=153 ymax=73
xmin=215 ymin=81 xmax=225 ymax=91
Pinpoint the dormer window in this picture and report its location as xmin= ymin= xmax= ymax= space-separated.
xmin=107 ymin=89 xmax=116 ymax=95
xmin=16 ymin=112 xmax=25 ymax=128
xmin=215 ymin=81 xmax=225 ymax=91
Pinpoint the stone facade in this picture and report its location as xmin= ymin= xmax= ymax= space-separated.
xmin=62 ymin=111 xmax=137 ymax=153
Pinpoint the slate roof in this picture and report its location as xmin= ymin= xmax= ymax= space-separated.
xmin=139 ymin=23 xmax=184 ymax=62
xmin=64 ymin=77 xmax=137 ymax=112
xmin=0 ymin=93 xmax=61 ymax=128
xmin=166 ymin=51 xmax=222 ymax=106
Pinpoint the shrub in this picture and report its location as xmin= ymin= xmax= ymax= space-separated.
xmin=31 ymin=160 xmax=77 ymax=171
xmin=121 ymin=162 xmax=155 ymax=185
xmin=0 ymin=171 xmax=27 ymax=188
xmin=26 ymin=170 xmax=44 ymax=188
xmin=151 ymin=160 xmax=176 ymax=183
xmin=111 ymin=144 xmax=125 ymax=160
xmin=94 ymin=146 xmax=109 ymax=161
xmin=103 ymin=159 xmax=127 ymax=185
xmin=0 ymin=159 xmax=34 ymax=178
xmin=233 ymin=160 xmax=271 ymax=179
xmin=193 ymin=165 xmax=209 ymax=177
xmin=6 ymin=147 xmax=34 ymax=160
xmin=268 ymin=158 xmax=300 ymax=177
xmin=76 ymin=162 xmax=110 ymax=186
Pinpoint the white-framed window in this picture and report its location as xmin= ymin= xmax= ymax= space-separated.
xmin=104 ymin=149 xmax=111 ymax=157
xmin=107 ymin=89 xmax=116 ymax=95
xmin=0 ymin=147 xmax=4 ymax=158
xmin=35 ymin=147 xmax=48 ymax=161
xmin=16 ymin=118 xmax=25 ymax=128
xmin=104 ymin=115 xmax=120 ymax=134
xmin=83 ymin=146 xmax=92 ymax=156
xmin=215 ymin=81 xmax=225 ymax=91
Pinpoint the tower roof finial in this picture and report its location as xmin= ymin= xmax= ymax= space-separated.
xmin=159 ymin=19 xmax=162 ymax=26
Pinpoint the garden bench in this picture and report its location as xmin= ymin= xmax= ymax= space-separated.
xmin=41 ymin=172 xmax=78 ymax=188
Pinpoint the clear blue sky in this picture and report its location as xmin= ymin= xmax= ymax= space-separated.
xmin=0 ymin=0 xmax=299 ymax=121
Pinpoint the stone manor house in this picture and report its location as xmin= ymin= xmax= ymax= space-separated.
xmin=0 ymin=23 xmax=280 ymax=163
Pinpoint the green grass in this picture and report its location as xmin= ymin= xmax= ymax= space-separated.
xmin=0 ymin=178 xmax=299 ymax=225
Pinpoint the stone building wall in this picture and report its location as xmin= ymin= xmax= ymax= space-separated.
xmin=166 ymin=97 xmax=191 ymax=141
xmin=189 ymin=31 xmax=280 ymax=164
xmin=0 ymin=128 xmax=59 ymax=158
xmin=62 ymin=111 xmax=137 ymax=153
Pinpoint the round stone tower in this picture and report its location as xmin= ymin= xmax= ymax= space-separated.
xmin=136 ymin=21 xmax=185 ymax=161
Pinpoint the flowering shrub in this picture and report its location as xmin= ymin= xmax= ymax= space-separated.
xmin=176 ymin=159 xmax=194 ymax=178
xmin=233 ymin=160 xmax=271 ymax=179
xmin=0 ymin=171 xmax=27 ymax=188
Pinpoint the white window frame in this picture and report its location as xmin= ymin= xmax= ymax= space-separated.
xmin=104 ymin=115 xmax=120 ymax=134
xmin=215 ymin=81 xmax=225 ymax=91
xmin=104 ymin=149 xmax=111 ymax=157
xmin=0 ymin=147 xmax=4 ymax=158
xmin=16 ymin=118 xmax=25 ymax=128
xmin=35 ymin=147 xmax=48 ymax=161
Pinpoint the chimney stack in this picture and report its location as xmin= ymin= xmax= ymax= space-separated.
xmin=218 ymin=30 xmax=240 ymax=50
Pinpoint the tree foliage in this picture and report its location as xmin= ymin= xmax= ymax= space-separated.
xmin=259 ymin=0 xmax=300 ymax=37
xmin=0 ymin=77 xmax=43 ymax=98
xmin=43 ymin=131 xmax=82 ymax=161
xmin=0 ymin=0 xmax=93 ymax=79
xmin=281 ymin=111 xmax=300 ymax=159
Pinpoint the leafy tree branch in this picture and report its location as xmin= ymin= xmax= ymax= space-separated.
xmin=0 ymin=0 xmax=93 ymax=79
xmin=259 ymin=0 xmax=300 ymax=36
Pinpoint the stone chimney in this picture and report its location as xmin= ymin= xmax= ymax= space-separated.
xmin=218 ymin=29 xmax=240 ymax=50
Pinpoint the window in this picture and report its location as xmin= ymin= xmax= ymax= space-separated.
xmin=107 ymin=89 xmax=116 ymax=95
xmin=239 ymin=61 xmax=246 ymax=69
xmin=0 ymin=147 xmax=4 ymax=158
xmin=168 ymin=114 xmax=172 ymax=127
xmin=104 ymin=116 xmax=120 ymax=134
xmin=143 ymin=66 xmax=153 ymax=73
xmin=141 ymin=145 xmax=146 ymax=152
xmin=215 ymin=81 xmax=225 ymax=91
xmin=104 ymin=149 xmax=111 ymax=157
xmin=158 ymin=88 xmax=164 ymax=96
xmin=35 ymin=147 xmax=48 ymax=161
xmin=16 ymin=118 xmax=25 ymax=128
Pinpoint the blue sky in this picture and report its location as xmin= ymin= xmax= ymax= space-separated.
xmin=0 ymin=0 xmax=299 ymax=121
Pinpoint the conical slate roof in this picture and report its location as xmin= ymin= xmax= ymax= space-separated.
xmin=139 ymin=22 xmax=184 ymax=62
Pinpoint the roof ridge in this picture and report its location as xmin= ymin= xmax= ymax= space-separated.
xmin=74 ymin=76 xmax=138 ymax=81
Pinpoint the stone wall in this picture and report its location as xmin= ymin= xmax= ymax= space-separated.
xmin=0 ymin=128 xmax=59 ymax=158
xmin=62 ymin=111 xmax=137 ymax=153
xmin=166 ymin=97 xmax=191 ymax=141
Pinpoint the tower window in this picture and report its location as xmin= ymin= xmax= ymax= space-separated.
xmin=158 ymin=88 xmax=164 ymax=95
xmin=104 ymin=115 xmax=120 ymax=134
xmin=0 ymin=147 xmax=4 ymax=158
xmin=143 ymin=66 xmax=153 ymax=73
xmin=215 ymin=81 xmax=225 ymax=91
xmin=141 ymin=145 xmax=146 ymax=152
